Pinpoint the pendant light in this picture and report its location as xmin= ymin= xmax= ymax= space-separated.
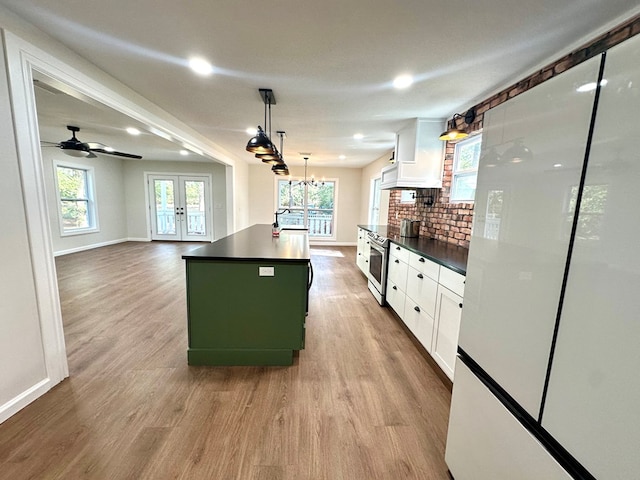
xmin=246 ymin=89 xmax=277 ymax=155
xmin=439 ymin=108 xmax=476 ymax=141
xmin=259 ymin=130 xmax=286 ymax=165
xmin=272 ymin=163 xmax=289 ymax=175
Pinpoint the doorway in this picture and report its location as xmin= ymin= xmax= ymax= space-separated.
xmin=148 ymin=174 xmax=212 ymax=241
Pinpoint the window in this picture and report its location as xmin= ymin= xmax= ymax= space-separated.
xmin=566 ymin=184 xmax=608 ymax=241
xmin=55 ymin=162 xmax=98 ymax=235
xmin=369 ymin=177 xmax=381 ymax=225
xmin=278 ymin=179 xmax=336 ymax=238
xmin=400 ymin=190 xmax=416 ymax=204
xmin=451 ymin=135 xmax=482 ymax=203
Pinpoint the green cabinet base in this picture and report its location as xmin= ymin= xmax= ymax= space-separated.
xmin=188 ymin=348 xmax=295 ymax=366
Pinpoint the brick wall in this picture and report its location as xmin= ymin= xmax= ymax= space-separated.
xmin=387 ymin=13 xmax=640 ymax=249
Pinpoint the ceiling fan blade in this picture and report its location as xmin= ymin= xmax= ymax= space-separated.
xmin=89 ymin=148 xmax=142 ymax=159
xmin=40 ymin=140 xmax=62 ymax=146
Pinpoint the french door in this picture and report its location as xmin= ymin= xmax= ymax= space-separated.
xmin=148 ymin=174 xmax=212 ymax=241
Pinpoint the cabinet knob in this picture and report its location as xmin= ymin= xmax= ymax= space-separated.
xmin=414 ymin=306 xmax=420 ymax=313
xmin=393 ymin=286 xmax=397 ymax=290
xmin=417 ymin=273 xmax=424 ymax=279
xmin=396 ymin=246 xmax=400 ymax=250
xmin=459 ymin=303 xmax=463 ymax=308
xmin=395 ymin=259 xmax=400 ymax=264
xmin=419 ymin=258 xmax=425 ymax=263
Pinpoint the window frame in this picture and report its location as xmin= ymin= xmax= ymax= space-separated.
xmin=451 ymin=135 xmax=482 ymax=203
xmin=54 ymin=161 xmax=99 ymax=236
xmin=275 ymin=177 xmax=338 ymax=240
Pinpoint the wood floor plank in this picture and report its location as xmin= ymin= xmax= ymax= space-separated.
xmin=0 ymin=241 xmax=452 ymax=480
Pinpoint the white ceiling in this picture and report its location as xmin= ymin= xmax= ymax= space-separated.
xmin=3 ymin=0 xmax=640 ymax=167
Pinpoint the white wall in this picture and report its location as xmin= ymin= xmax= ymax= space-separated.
xmin=248 ymin=163 xmax=362 ymax=243
xmin=122 ymin=159 xmax=228 ymax=240
xmin=360 ymin=151 xmax=392 ymax=225
xmin=0 ymin=37 xmax=49 ymax=417
xmin=42 ymin=149 xmax=128 ymax=254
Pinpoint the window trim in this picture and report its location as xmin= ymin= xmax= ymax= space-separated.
xmin=451 ymin=135 xmax=482 ymax=203
xmin=54 ymin=161 xmax=100 ymax=236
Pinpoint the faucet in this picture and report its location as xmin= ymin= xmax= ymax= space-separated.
xmin=273 ymin=208 xmax=291 ymax=228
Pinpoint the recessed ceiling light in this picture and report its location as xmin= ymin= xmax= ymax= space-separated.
xmin=126 ymin=127 xmax=141 ymax=136
xmin=339 ymin=155 xmax=346 ymax=160
xmin=393 ymin=74 xmax=413 ymax=89
xmin=576 ymin=79 xmax=608 ymax=92
xmin=188 ymin=57 xmax=214 ymax=76
xmin=553 ymin=163 xmax=562 ymax=168
xmin=353 ymin=133 xmax=364 ymax=140
xmin=246 ymin=127 xmax=257 ymax=135
xmin=180 ymin=150 xmax=189 ymax=156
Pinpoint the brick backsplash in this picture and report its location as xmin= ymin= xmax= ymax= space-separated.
xmin=386 ymin=13 xmax=640 ymax=249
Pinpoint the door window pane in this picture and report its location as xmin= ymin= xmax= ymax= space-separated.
xmin=154 ymin=179 xmax=176 ymax=235
xmin=184 ymin=180 xmax=206 ymax=236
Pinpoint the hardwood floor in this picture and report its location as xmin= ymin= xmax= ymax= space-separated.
xmin=0 ymin=241 xmax=453 ymax=480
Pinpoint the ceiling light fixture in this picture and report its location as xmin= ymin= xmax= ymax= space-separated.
xmin=246 ymin=88 xmax=277 ymax=155
xmin=188 ymin=57 xmax=214 ymax=76
xmin=126 ymin=127 xmax=141 ymax=136
xmin=353 ymin=133 xmax=364 ymax=140
xmin=339 ymin=155 xmax=346 ymax=160
xmin=180 ymin=150 xmax=189 ymax=156
xmin=393 ymin=74 xmax=413 ymax=89
xmin=439 ymin=108 xmax=476 ymax=141
xmin=291 ymin=156 xmax=323 ymax=187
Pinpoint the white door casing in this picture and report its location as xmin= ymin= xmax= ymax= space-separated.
xmin=148 ymin=174 xmax=212 ymax=241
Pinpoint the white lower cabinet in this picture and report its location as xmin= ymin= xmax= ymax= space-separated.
xmin=356 ymin=228 xmax=370 ymax=275
xmin=403 ymin=296 xmax=435 ymax=353
xmin=386 ymin=279 xmax=405 ymax=319
xmin=385 ymin=243 xmax=466 ymax=380
xmin=432 ymin=285 xmax=463 ymax=380
xmin=446 ymin=361 xmax=572 ymax=480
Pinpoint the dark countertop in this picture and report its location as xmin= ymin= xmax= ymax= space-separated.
xmin=182 ymin=224 xmax=310 ymax=262
xmin=358 ymin=224 xmax=468 ymax=275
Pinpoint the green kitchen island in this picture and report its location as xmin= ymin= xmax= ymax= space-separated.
xmin=182 ymin=224 xmax=310 ymax=366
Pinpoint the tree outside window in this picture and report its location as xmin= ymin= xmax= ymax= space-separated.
xmin=55 ymin=163 xmax=98 ymax=235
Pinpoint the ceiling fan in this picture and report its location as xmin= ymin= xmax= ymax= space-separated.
xmin=41 ymin=125 xmax=142 ymax=159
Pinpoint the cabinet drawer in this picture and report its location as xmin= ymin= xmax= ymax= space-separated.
xmin=439 ymin=267 xmax=465 ymax=297
xmin=403 ymin=296 xmax=435 ymax=353
xmin=386 ymin=280 xmax=406 ymax=319
xmin=389 ymin=243 xmax=410 ymax=263
xmin=406 ymin=266 xmax=438 ymax=318
xmin=387 ymin=255 xmax=409 ymax=291
xmin=408 ymin=251 xmax=440 ymax=282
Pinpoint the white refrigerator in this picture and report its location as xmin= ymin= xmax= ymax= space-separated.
xmin=445 ymin=32 xmax=640 ymax=480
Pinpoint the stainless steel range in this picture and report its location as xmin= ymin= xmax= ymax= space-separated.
xmin=367 ymin=231 xmax=389 ymax=305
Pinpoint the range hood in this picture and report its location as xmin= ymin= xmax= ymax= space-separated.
xmin=381 ymin=118 xmax=445 ymax=190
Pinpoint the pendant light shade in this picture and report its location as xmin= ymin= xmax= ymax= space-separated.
xmin=439 ymin=108 xmax=476 ymax=141
xmin=246 ymin=126 xmax=275 ymax=154
xmin=272 ymin=163 xmax=289 ymax=175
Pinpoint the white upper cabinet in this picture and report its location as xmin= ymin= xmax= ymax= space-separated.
xmin=458 ymin=54 xmax=603 ymax=417
xmin=381 ymin=119 xmax=445 ymax=189
xmin=541 ymin=34 xmax=640 ymax=480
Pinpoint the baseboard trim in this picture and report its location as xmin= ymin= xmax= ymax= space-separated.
xmin=0 ymin=378 xmax=52 ymax=424
xmin=53 ymin=238 xmax=130 ymax=256
xmin=309 ymin=241 xmax=357 ymax=247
